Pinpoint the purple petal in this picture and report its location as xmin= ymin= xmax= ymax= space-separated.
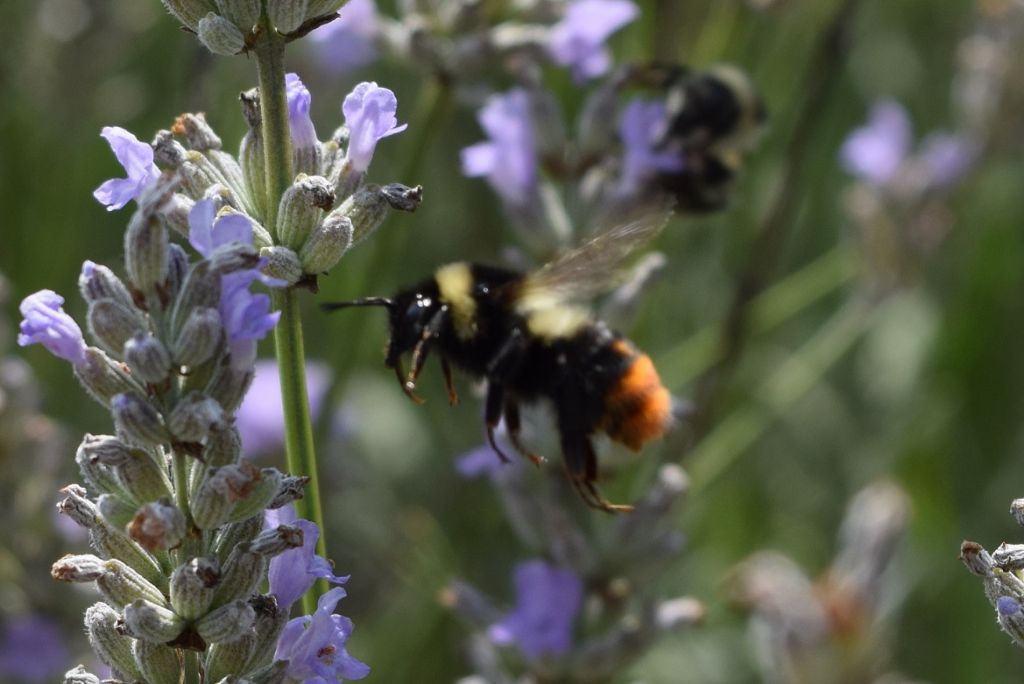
xmin=619 ymin=98 xmax=685 ymax=191
xmin=342 ymin=82 xmax=407 ymax=172
xmin=310 ymin=0 xmax=379 ymax=71
xmin=236 ymin=359 xmax=332 ymax=457
xmin=548 ymin=0 xmax=638 ymax=81
xmin=918 ymin=131 xmax=977 ymax=189
xmin=187 ymin=199 xmax=219 ymax=256
xmin=275 ymin=587 xmax=369 ymax=681
xmin=94 ymin=126 xmax=160 ymax=210
xmin=17 ymin=290 xmax=87 ymax=365
xmin=461 ymin=90 xmax=538 ymax=205
xmin=286 ymin=72 xmax=319 ymax=149
xmin=212 ymin=213 xmax=254 ymax=248
xmin=839 ymin=100 xmax=912 ymax=185
xmin=489 ymin=560 xmax=583 ymax=659
xmin=268 ymin=514 xmax=348 ymax=611
xmin=998 ymin=596 xmax=1021 ymax=616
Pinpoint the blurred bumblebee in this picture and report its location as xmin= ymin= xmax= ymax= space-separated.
xmin=627 ymin=62 xmax=766 ymax=212
xmin=323 ymin=212 xmax=674 ymax=513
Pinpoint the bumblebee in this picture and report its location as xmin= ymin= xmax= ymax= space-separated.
xmin=323 ymin=214 xmax=674 ymax=512
xmin=627 ymin=62 xmax=766 ymax=212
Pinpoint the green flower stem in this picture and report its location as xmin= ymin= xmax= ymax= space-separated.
xmin=254 ymin=19 xmax=325 ymax=617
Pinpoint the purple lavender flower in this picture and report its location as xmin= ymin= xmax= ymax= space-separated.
xmin=187 ymin=199 xmax=283 ymax=368
xmin=0 ymin=615 xmax=69 ymax=682
xmin=236 ymin=359 xmax=333 ymax=457
xmin=489 ymin=560 xmax=583 ymax=659
xmin=310 ymin=0 xmax=378 ymax=72
xmin=461 ymin=89 xmax=538 ymax=206
xmin=998 ymin=596 xmax=1021 ymax=616
xmin=266 ymin=505 xmax=349 ymax=611
xmin=286 ymin=73 xmax=319 ymax=150
xmin=618 ymin=98 xmax=685 ymax=192
xmin=17 ymin=290 xmax=87 ymax=365
xmin=548 ymin=0 xmax=639 ymax=82
xmin=342 ymin=82 xmax=408 ymax=173
xmin=918 ymin=132 xmax=977 ymax=189
xmin=93 ymin=126 xmax=161 ymax=211
xmin=839 ymin=100 xmax=912 ymax=186
xmin=274 ymin=587 xmax=370 ymax=681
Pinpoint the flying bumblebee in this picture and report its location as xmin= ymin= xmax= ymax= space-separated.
xmin=323 ymin=213 xmax=674 ymax=513
xmin=625 ymin=62 xmax=766 ymax=212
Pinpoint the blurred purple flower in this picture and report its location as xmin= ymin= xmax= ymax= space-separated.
xmin=461 ymin=89 xmax=538 ymax=206
xmin=17 ymin=290 xmax=87 ymax=365
xmin=310 ymin=0 xmax=378 ymax=72
xmin=187 ymin=199 xmax=283 ymax=368
xmin=549 ymin=0 xmax=638 ymax=82
xmin=918 ymin=132 xmax=977 ymax=189
xmin=0 ymin=615 xmax=69 ymax=682
xmin=274 ymin=587 xmax=370 ymax=682
xmin=342 ymin=82 xmax=408 ymax=173
xmin=489 ymin=560 xmax=583 ymax=659
xmin=236 ymin=359 xmax=332 ymax=457
xmin=286 ymin=73 xmax=319 ymax=150
xmin=266 ymin=505 xmax=349 ymax=611
xmin=840 ymin=100 xmax=911 ymax=185
xmin=93 ymin=126 xmax=160 ymax=211
xmin=618 ymin=98 xmax=685 ymax=192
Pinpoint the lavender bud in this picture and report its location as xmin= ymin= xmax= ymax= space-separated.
xmin=89 ymin=522 xmax=166 ymax=590
xmin=259 ymin=246 xmax=302 ymax=285
xmin=85 ymin=602 xmax=142 ymax=680
xmin=58 ymin=484 xmax=99 ymax=529
xmin=1011 ymin=499 xmax=1024 ymax=528
xmin=116 ymin=449 xmax=173 ymax=504
xmin=214 ymin=543 xmax=268 ymax=605
xmin=51 ymin=553 xmax=106 ymax=582
xmin=124 ymin=333 xmax=172 ymax=384
xmin=97 ymin=558 xmax=169 ymax=608
xmin=124 ymin=210 xmax=169 ymax=295
xmin=193 ymin=461 xmax=261 ymax=530
xmin=81 ymin=433 xmax=132 ymax=465
xmin=168 ymin=391 xmax=225 ymax=442
xmin=228 ymin=467 xmax=283 ymax=522
xmin=252 ymin=523 xmax=304 ymax=557
xmin=160 ymin=0 xmax=217 ymax=31
xmin=74 ymin=347 xmax=138 ymax=406
xmin=239 ymin=89 xmax=266 ymax=219
xmin=267 ymin=0 xmax=307 ymax=33
xmin=205 ymin=634 xmax=256 ymax=683
xmin=277 ymin=175 xmax=335 ymax=249
xmin=206 ymin=361 xmax=254 ymax=413
xmin=268 ymin=474 xmax=310 ymax=509
xmin=170 ymin=557 xmax=222 ymax=619
xmin=153 ymin=129 xmax=188 ymax=167
xmin=998 ymin=596 xmax=1024 ymax=648
xmin=338 ymin=184 xmax=387 ymax=245
xmin=961 ymin=540 xmax=995 ymax=577
xmin=208 ymin=240 xmax=260 ymax=275
xmin=180 ymin=156 xmax=221 ymax=199
xmin=307 ymin=0 xmax=346 ymax=16
xmin=63 ymin=665 xmax=101 ymax=684
xmin=171 ymin=262 xmax=221 ymax=334
xmin=656 ymin=596 xmax=706 ymax=630
xmin=97 ymin=493 xmax=137 ymax=530
xmin=79 ymin=261 xmax=134 ymax=309
xmin=173 ymin=306 xmax=223 ymax=368
xmin=198 ymin=599 xmax=256 ymax=644
xmin=132 ymin=638 xmax=182 ymax=684
xmin=76 ymin=437 xmax=127 ymax=496
xmin=162 ymin=194 xmax=195 ymax=239
xmin=198 ymin=12 xmax=246 ymax=55
xmin=994 ymin=543 xmax=1024 ymax=571
xmin=165 ymin=242 xmax=191 ymax=297
xmin=128 ymin=498 xmax=187 ymax=551
xmin=124 ymin=598 xmax=185 ymax=643
xmin=112 ymin=392 xmax=170 ymax=448
xmin=381 ymin=183 xmax=424 ymax=213
xmin=213 ymin=515 xmax=263 ymax=564
xmin=215 ymin=0 xmax=260 ymax=31
xmin=173 ymin=112 xmax=222 ymax=151
xmin=206 ymin=421 xmax=243 ymax=467
xmin=247 ymin=595 xmax=287 ymax=672
xmin=299 ymin=213 xmax=353 ymax=273
xmin=86 ymin=299 xmax=146 ymax=358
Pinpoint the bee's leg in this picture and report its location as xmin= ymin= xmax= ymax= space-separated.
xmin=560 ymin=431 xmax=634 ymax=514
xmin=503 ymin=400 xmax=544 ymax=467
xmin=407 ymin=309 xmax=447 ymax=389
xmin=485 ymin=382 xmax=511 ymax=464
xmin=392 ymin=358 xmax=425 ymax=405
xmin=440 ymin=358 xmax=459 ymax=406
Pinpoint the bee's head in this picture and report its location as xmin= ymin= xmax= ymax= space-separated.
xmin=383 ymin=285 xmax=442 ymax=368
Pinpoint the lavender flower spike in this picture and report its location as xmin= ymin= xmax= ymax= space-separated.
xmin=839 ymin=100 xmax=912 ymax=186
xmin=274 ymin=587 xmax=370 ymax=681
xmin=489 ymin=560 xmax=583 ymax=659
xmin=286 ymin=73 xmax=318 ymax=150
xmin=266 ymin=505 xmax=349 ymax=611
xmin=310 ymin=0 xmax=379 ymax=72
xmin=461 ymin=89 xmax=538 ymax=206
xmin=618 ymin=98 xmax=685 ymax=193
xmin=342 ymin=81 xmax=408 ymax=173
xmin=93 ymin=126 xmax=160 ymax=211
xmin=17 ymin=290 xmax=87 ymax=365
xmin=549 ymin=0 xmax=639 ymax=82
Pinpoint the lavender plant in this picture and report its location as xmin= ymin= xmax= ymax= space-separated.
xmin=15 ymin=1 xmax=426 ymax=681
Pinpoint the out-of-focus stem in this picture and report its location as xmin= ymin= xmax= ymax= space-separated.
xmin=254 ymin=17 xmax=325 ymax=618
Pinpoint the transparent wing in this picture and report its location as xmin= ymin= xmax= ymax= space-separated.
xmin=513 ymin=204 xmax=674 ymax=314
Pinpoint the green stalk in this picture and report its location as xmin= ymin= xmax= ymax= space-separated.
xmin=254 ymin=18 xmax=325 ymax=617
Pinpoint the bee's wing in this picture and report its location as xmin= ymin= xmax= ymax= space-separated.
xmin=512 ymin=206 xmax=673 ymax=314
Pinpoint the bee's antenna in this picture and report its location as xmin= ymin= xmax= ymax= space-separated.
xmin=321 ymin=297 xmax=394 ymax=312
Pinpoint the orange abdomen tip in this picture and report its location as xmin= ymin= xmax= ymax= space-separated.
xmin=603 ymin=342 xmax=672 ymax=451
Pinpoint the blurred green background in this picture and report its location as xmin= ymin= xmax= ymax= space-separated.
xmin=2 ymin=0 xmax=1024 ymax=681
